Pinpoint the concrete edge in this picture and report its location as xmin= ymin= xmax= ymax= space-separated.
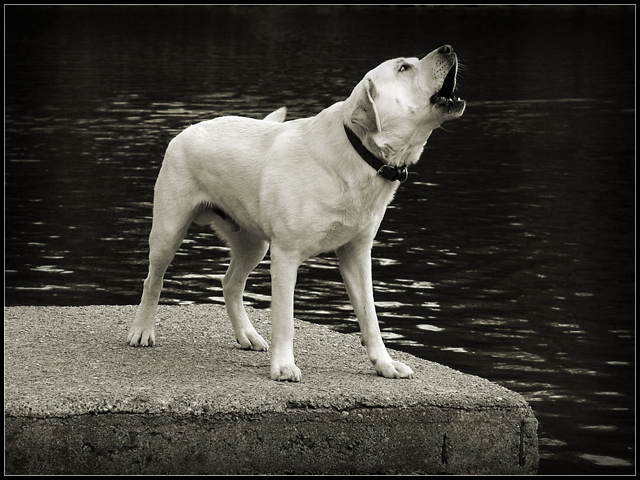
xmin=4 ymin=305 xmax=539 ymax=474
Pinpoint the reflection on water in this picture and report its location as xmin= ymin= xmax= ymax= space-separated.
xmin=5 ymin=5 xmax=635 ymax=475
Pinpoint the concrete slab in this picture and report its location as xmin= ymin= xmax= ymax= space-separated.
xmin=4 ymin=305 xmax=538 ymax=474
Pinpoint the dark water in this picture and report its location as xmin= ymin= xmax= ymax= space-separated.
xmin=4 ymin=5 xmax=635 ymax=475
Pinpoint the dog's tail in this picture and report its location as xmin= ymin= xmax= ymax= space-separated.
xmin=263 ymin=107 xmax=287 ymax=123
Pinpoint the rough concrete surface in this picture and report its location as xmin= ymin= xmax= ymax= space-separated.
xmin=4 ymin=305 xmax=538 ymax=474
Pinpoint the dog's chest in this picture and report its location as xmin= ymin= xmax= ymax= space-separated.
xmin=272 ymin=180 xmax=396 ymax=254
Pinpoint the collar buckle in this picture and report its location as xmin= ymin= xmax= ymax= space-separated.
xmin=377 ymin=164 xmax=409 ymax=183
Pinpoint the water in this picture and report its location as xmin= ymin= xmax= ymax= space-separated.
xmin=4 ymin=5 xmax=635 ymax=474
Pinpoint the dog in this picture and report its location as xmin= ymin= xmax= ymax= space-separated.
xmin=128 ymin=45 xmax=465 ymax=382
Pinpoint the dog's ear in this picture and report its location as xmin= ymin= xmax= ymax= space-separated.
xmin=351 ymin=78 xmax=382 ymax=132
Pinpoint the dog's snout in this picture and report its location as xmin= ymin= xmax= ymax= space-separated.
xmin=437 ymin=45 xmax=453 ymax=55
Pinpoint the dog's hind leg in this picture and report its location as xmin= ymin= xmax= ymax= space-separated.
xmin=215 ymin=222 xmax=270 ymax=351
xmin=128 ymin=171 xmax=195 ymax=347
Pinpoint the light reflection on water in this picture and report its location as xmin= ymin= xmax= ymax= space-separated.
xmin=5 ymin=5 xmax=635 ymax=475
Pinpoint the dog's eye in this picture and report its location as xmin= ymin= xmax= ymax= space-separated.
xmin=398 ymin=64 xmax=411 ymax=73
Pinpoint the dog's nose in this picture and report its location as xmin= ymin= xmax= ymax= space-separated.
xmin=438 ymin=45 xmax=453 ymax=55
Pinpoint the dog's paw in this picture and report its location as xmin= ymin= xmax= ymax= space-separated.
xmin=127 ymin=326 xmax=156 ymax=347
xmin=271 ymin=364 xmax=302 ymax=382
xmin=374 ymin=360 xmax=414 ymax=379
xmin=236 ymin=329 xmax=269 ymax=352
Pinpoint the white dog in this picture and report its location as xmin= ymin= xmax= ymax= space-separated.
xmin=128 ymin=45 xmax=465 ymax=382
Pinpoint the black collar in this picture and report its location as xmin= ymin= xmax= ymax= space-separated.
xmin=343 ymin=124 xmax=410 ymax=183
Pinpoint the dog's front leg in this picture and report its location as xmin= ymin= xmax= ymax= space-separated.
xmin=269 ymin=245 xmax=303 ymax=382
xmin=337 ymin=235 xmax=414 ymax=379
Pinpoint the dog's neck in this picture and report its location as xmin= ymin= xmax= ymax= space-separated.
xmin=343 ymin=125 xmax=411 ymax=183
xmin=342 ymin=121 xmax=431 ymax=172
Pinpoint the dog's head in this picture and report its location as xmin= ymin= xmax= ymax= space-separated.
xmin=344 ymin=45 xmax=465 ymax=165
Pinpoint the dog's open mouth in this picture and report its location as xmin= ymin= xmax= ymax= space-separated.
xmin=431 ymin=61 xmax=463 ymax=107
